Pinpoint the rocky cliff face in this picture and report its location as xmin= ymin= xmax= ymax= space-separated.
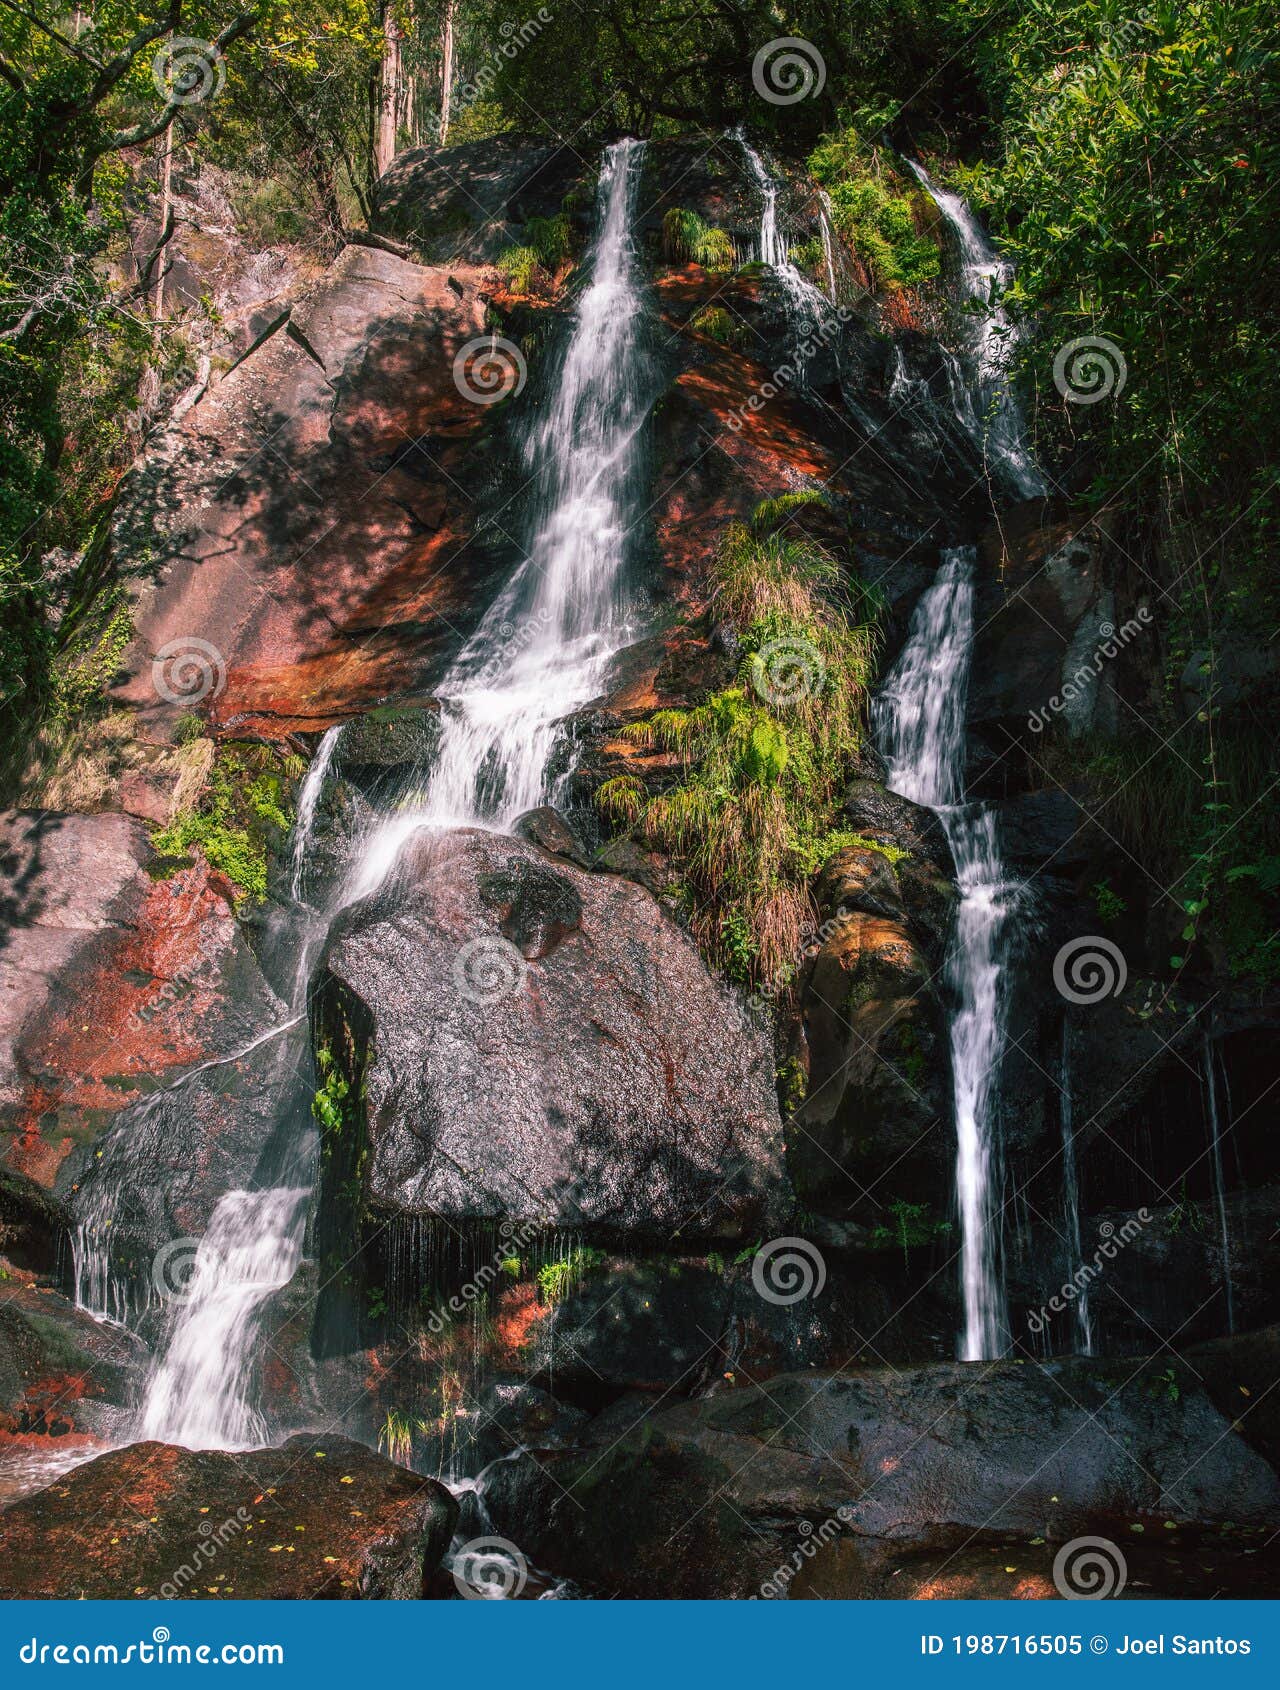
xmin=0 ymin=131 xmax=1276 ymax=1600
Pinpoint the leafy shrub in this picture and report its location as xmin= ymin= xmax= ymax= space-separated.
xmin=808 ymin=132 xmax=940 ymax=290
xmin=152 ymin=743 xmax=293 ymax=904
xmin=600 ymin=513 xmax=880 ymax=984
xmin=661 ymin=207 xmax=734 ymax=272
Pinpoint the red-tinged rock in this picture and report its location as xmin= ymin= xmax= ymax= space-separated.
xmin=0 ymin=1434 xmax=457 ymax=1599
xmin=0 ymin=810 xmax=284 ymax=1185
xmin=0 ymin=1280 xmax=145 ymax=1446
xmin=109 ymin=246 xmax=513 ymax=743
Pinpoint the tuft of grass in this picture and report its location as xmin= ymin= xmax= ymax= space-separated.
xmin=151 ymin=742 xmax=293 ymax=904
xmin=662 ymin=207 xmax=734 ymax=273
xmin=602 ymin=509 xmax=880 ymax=985
xmin=496 ymin=213 xmax=573 ymax=294
xmin=537 ymin=1245 xmax=607 ymax=1305
xmin=750 ymin=489 xmax=828 ymax=536
xmin=688 ymin=304 xmax=748 ymax=347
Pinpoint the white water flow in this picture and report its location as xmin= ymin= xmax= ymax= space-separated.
xmin=288 ymin=723 xmax=343 ymax=900
xmin=818 ymin=190 xmax=838 ymax=300
xmin=1203 ymin=1032 xmax=1235 ymax=1335
xmin=138 ymin=1187 xmax=310 ymax=1449
xmin=735 ymin=133 xmax=831 ymax=351
xmin=1059 ymin=1023 xmax=1093 ymax=1354
xmin=902 ymin=160 xmax=1045 ymax=499
xmin=875 ymin=547 xmax=1013 ymax=1360
xmin=350 ymin=138 xmax=653 ymax=900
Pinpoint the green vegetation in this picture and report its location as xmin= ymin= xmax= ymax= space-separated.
xmin=497 ymin=212 xmax=573 ymax=291
xmin=152 ymin=743 xmax=293 ymax=905
xmin=869 ymin=1198 xmax=952 ymax=1265
xmin=808 ymin=130 xmax=940 ymax=291
xmin=661 ymin=207 xmax=733 ymax=273
xmin=536 ymin=1245 xmax=607 ymax=1305
xmin=377 ymin=1407 xmax=427 ymax=1468
xmin=598 ymin=510 xmax=879 ymax=985
xmin=688 ymin=305 xmax=747 ymax=348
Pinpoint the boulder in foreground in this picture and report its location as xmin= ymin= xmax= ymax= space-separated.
xmin=0 ymin=1434 xmax=457 ymax=1599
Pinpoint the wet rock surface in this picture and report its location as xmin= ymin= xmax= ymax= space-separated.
xmin=0 ymin=1281 xmax=146 ymax=1443
xmin=0 ymin=1433 xmax=457 ymax=1598
xmin=319 ymin=827 xmax=785 ymax=1238
xmin=482 ymin=1356 xmax=1280 ymax=1598
xmin=0 ymin=810 xmax=285 ymax=1189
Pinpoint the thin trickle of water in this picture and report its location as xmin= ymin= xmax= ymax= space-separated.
xmin=901 ymin=160 xmax=1045 ymax=499
xmin=1059 ymin=1022 xmax=1093 ymax=1355
xmin=350 ymin=138 xmax=656 ymax=899
xmin=137 ymin=1186 xmax=310 ymax=1449
xmin=817 ymin=190 xmax=838 ymax=301
xmin=1203 ymin=1032 xmax=1235 ymax=1335
xmin=875 ymin=547 xmax=1013 ymax=1360
xmin=289 ymin=723 xmax=343 ymax=901
xmin=735 ymin=132 xmax=831 ymax=353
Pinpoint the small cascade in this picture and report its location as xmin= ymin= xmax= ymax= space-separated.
xmin=875 ymin=547 xmax=1015 ymax=1360
xmin=288 ymin=723 xmax=343 ymax=901
xmin=71 ymin=1015 xmax=305 ymax=1325
xmin=901 ymin=159 xmax=1045 ymax=498
xmin=350 ymin=137 xmax=656 ymax=899
xmin=1203 ymin=1032 xmax=1235 ymax=1334
xmin=1059 ymin=1022 xmax=1093 ymax=1355
xmin=817 ymin=190 xmax=839 ymax=300
xmin=137 ymin=1186 xmax=310 ymax=1449
xmin=735 ymin=132 xmax=831 ymax=352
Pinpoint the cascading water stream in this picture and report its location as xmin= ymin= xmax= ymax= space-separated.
xmin=1059 ymin=1022 xmax=1093 ymax=1355
xmin=289 ymin=722 xmax=343 ymax=901
xmin=137 ymin=1187 xmax=310 ymax=1449
xmin=874 ymin=547 xmax=1014 ymax=1360
xmin=901 ymin=159 xmax=1045 ymax=499
xmin=1203 ymin=1031 xmax=1235 ymax=1335
xmin=350 ymin=137 xmax=655 ymax=900
xmin=735 ymin=132 xmax=831 ymax=359
xmin=107 ymin=139 xmax=661 ymax=1457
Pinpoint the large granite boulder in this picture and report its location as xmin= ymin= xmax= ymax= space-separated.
xmin=481 ymin=1355 xmax=1280 ymax=1598
xmin=0 ymin=1434 xmax=457 ymax=1598
xmin=317 ymin=827 xmax=786 ymax=1239
xmin=0 ymin=1281 xmax=146 ymax=1446
xmin=110 ymin=244 xmax=514 ymax=742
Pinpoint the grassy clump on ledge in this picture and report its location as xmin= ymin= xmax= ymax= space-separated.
xmin=661 ymin=207 xmax=735 ymax=273
xmin=807 ymin=129 xmax=940 ymax=292
xmin=151 ymin=742 xmax=295 ymax=905
xmin=497 ymin=212 xmax=573 ymax=293
xmin=597 ymin=508 xmax=880 ymax=987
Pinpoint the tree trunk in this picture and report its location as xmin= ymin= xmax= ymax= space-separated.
xmin=439 ymin=0 xmax=456 ymax=143
xmin=153 ymin=127 xmax=173 ymax=339
xmin=375 ymin=8 xmax=403 ymax=181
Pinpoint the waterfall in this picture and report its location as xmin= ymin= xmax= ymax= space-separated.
xmin=350 ymin=138 xmax=655 ymax=900
xmin=1203 ymin=1032 xmax=1235 ymax=1334
xmin=735 ymin=132 xmax=831 ymax=353
xmin=818 ymin=190 xmax=838 ymax=300
xmin=1059 ymin=1022 xmax=1093 ymax=1354
xmin=901 ymin=160 xmax=1045 ymax=499
xmin=875 ymin=547 xmax=1014 ymax=1360
xmin=137 ymin=1187 xmax=309 ymax=1449
xmin=288 ymin=723 xmax=343 ymax=901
